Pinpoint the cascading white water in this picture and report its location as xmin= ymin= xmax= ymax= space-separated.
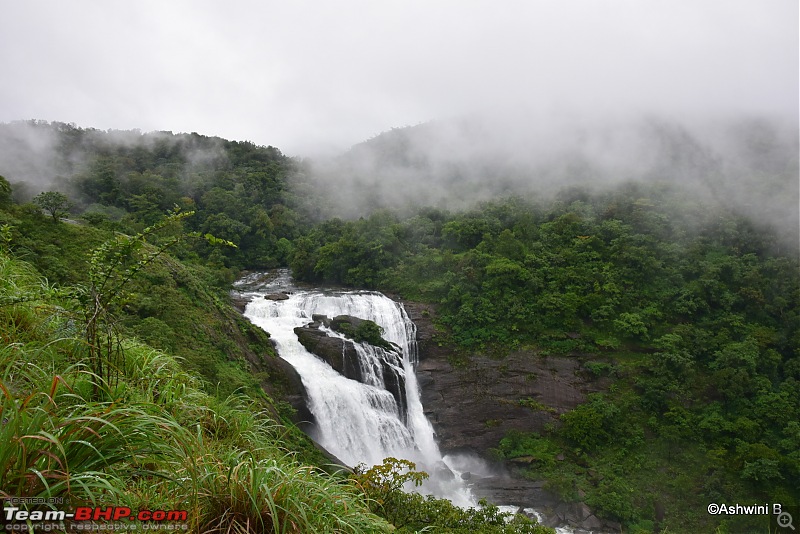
xmin=240 ymin=272 xmax=588 ymax=532
xmin=243 ymin=276 xmax=441 ymax=471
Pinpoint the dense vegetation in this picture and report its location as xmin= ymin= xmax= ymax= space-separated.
xmin=290 ymin=187 xmax=799 ymax=531
xmin=1 ymin=245 xmax=560 ymax=532
xmin=0 ymin=121 xmax=555 ymax=532
xmin=1 ymin=119 xmax=798 ymax=532
xmin=1 ymin=120 xmax=311 ymax=277
xmin=0 ymin=245 xmax=391 ymax=532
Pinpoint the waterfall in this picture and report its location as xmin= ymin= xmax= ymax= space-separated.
xmin=242 ymin=274 xmax=441 ymax=472
xmin=240 ymin=271 xmax=596 ymax=533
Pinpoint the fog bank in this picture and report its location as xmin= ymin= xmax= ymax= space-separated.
xmin=301 ymin=112 xmax=798 ymax=243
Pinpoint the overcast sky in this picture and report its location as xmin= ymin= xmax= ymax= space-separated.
xmin=0 ymin=1 xmax=797 ymax=157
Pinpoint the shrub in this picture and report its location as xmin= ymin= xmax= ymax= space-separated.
xmin=351 ymin=458 xmax=555 ymax=533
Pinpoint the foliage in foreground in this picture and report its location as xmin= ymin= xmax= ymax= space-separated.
xmin=1 ymin=241 xmax=551 ymax=532
xmin=352 ymin=458 xmax=554 ymax=533
xmin=0 ymin=249 xmax=393 ymax=532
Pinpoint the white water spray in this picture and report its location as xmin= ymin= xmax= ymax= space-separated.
xmin=241 ymin=272 xmax=589 ymax=531
xmin=243 ymin=274 xmax=442 ymax=472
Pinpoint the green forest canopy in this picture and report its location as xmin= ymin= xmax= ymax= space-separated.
xmin=0 ymin=119 xmax=797 ymax=532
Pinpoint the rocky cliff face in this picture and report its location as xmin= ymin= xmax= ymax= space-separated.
xmin=404 ymin=301 xmax=620 ymax=533
xmin=405 ymin=302 xmax=606 ymax=454
xmin=294 ymin=321 xmax=363 ymax=381
xmin=237 ymin=282 xmax=618 ymax=531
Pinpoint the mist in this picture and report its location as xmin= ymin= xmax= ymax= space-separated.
xmin=2 ymin=2 xmax=795 ymax=225
xmin=2 ymin=110 xmax=796 ymax=250
xmin=0 ymin=120 xmax=229 ymax=204
xmin=299 ymin=110 xmax=798 ymax=244
xmin=1 ymin=2 xmax=796 ymax=157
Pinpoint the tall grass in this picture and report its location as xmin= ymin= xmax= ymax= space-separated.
xmin=193 ymin=453 xmax=390 ymax=534
xmin=1 ymin=344 xmax=389 ymax=532
xmin=121 ymin=340 xmax=201 ymax=405
xmin=0 ymin=250 xmax=391 ymax=532
xmin=0 ymin=252 xmax=47 ymax=347
xmin=0 ymin=364 xmax=166 ymax=503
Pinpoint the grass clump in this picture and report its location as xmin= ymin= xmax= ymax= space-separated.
xmin=0 ymin=249 xmax=390 ymax=532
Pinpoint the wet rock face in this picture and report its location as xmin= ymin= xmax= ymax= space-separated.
xmin=294 ymin=316 xmax=408 ymax=421
xmin=380 ymin=356 xmax=408 ymax=422
xmin=404 ymin=301 xmax=605 ymax=454
xmin=403 ymin=301 xmax=619 ymax=532
xmin=267 ymin=354 xmax=314 ymax=430
xmin=470 ymin=476 xmax=559 ymax=511
xmin=416 ymin=352 xmax=598 ymax=452
xmin=295 ymin=322 xmax=363 ymax=382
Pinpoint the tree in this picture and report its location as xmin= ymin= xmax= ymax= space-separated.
xmin=78 ymin=209 xmax=235 ymax=396
xmin=33 ymin=191 xmax=71 ymax=222
xmin=0 ymin=175 xmax=11 ymax=209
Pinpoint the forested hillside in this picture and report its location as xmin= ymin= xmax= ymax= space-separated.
xmin=1 ymin=120 xmax=312 ymax=276
xmin=0 ymin=121 xmax=555 ymax=533
xmin=291 ymin=187 xmax=799 ymax=531
xmin=290 ymin=118 xmax=799 ymax=532
xmin=1 ymin=118 xmax=797 ymax=532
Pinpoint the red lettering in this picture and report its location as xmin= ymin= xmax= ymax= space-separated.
xmin=113 ymin=507 xmax=131 ymax=520
xmin=168 ymin=511 xmax=188 ymax=521
xmin=74 ymin=507 xmax=92 ymax=520
xmin=94 ymin=507 xmax=114 ymax=520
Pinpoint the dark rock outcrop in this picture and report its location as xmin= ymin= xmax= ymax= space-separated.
xmin=404 ymin=300 xmax=617 ymax=532
xmin=295 ymin=322 xmax=363 ymax=382
xmin=416 ymin=351 xmax=597 ymax=452
xmin=265 ymin=353 xmax=314 ymax=430
xmin=230 ymin=294 xmax=251 ymax=313
xmin=470 ymin=476 xmax=559 ymax=511
xmin=549 ymin=501 xmax=621 ymax=532
xmin=294 ymin=316 xmax=408 ymax=420
xmin=433 ymin=460 xmax=456 ymax=481
xmin=264 ymin=292 xmax=290 ymax=301
xmin=380 ymin=356 xmax=407 ymax=422
xmin=330 ymin=314 xmax=367 ymax=332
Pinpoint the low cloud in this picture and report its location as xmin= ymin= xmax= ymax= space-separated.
xmin=301 ymin=111 xmax=799 ymax=247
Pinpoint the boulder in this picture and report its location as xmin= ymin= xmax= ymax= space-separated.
xmin=294 ymin=325 xmax=362 ymax=382
xmin=580 ymin=514 xmax=604 ymax=531
xmin=330 ymin=314 xmax=367 ymax=332
xmin=264 ymin=292 xmax=290 ymax=300
xmin=433 ymin=460 xmax=455 ymax=480
xmin=294 ymin=319 xmax=408 ymax=417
